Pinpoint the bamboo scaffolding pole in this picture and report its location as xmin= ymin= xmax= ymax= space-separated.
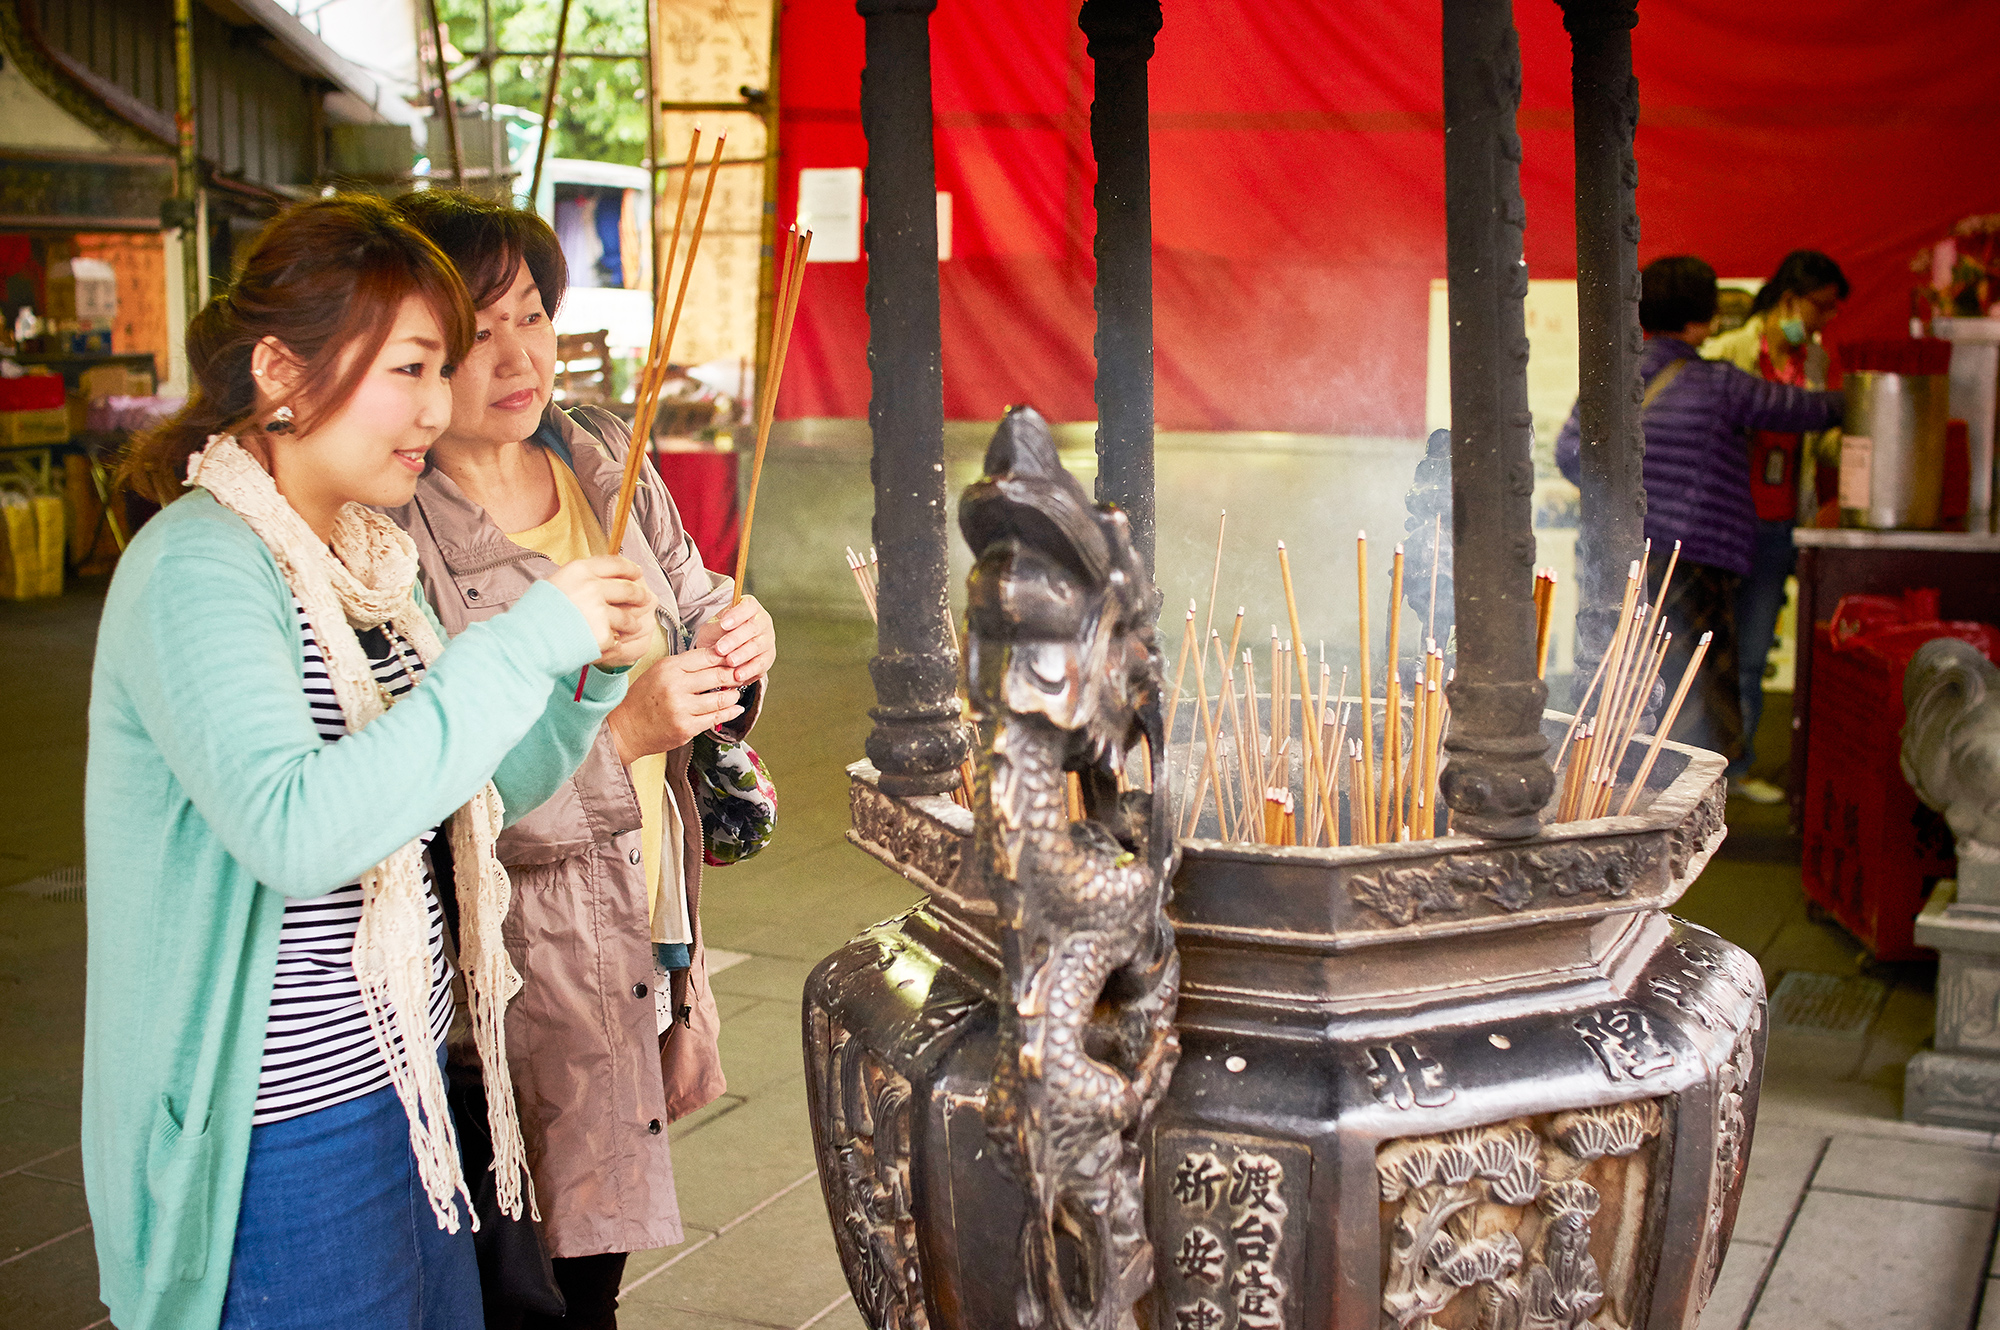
xmin=526 ymin=0 xmax=575 ymax=201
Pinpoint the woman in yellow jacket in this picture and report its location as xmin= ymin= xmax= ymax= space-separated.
xmin=1702 ymin=249 xmax=1847 ymax=802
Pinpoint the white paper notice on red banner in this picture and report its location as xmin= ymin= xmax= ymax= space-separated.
xmin=798 ymin=168 xmax=862 ymax=262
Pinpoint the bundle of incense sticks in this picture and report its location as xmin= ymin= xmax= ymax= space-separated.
xmin=1547 ymin=540 xmax=1707 ymax=822
xmin=844 ymin=545 xmax=879 ymax=621
xmin=1165 ymin=524 xmax=1459 ymax=850
xmin=575 ymin=128 xmax=722 ymax=698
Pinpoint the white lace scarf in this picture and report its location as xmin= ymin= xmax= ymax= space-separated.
xmin=187 ymin=434 xmax=534 ymax=1230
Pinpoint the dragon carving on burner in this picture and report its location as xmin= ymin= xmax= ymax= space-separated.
xmin=957 ymin=407 xmax=1182 ymax=1330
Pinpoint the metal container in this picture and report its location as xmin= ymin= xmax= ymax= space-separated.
xmin=812 ymin=719 xmax=1763 ymax=1330
xmin=1840 ymin=371 xmax=1951 ymax=530
xmin=1930 ymin=317 xmax=2000 ymax=535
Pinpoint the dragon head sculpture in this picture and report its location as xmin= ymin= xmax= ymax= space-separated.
xmin=956 ymin=406 xmax=1181 ymax=1330
xmin=960 ymin=405 xmax=1169 ymax=874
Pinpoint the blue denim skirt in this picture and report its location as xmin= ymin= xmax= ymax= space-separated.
xmin=219 ymin=1065 xmax=481 ymax=1330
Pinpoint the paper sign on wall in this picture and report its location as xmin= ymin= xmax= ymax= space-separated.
xmin=798 ymin=168 xmax=862 ymax=262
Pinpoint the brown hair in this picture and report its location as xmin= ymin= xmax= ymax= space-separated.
xmin=390 ymin=189 xmax=568 ymax=316
xmin=122 ymin=194 xmax=476 ymax=504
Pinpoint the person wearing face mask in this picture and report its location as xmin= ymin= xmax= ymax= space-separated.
xmin=1702 ymin=250 xmax=1848 ymax=802
xmin=1557 ymin=255 xmax=1845 ymax=769
xmin=85 ymin=196 xmax=654 ymax=1330
xmin=387 ymin=191 xmax=776 ymax=1330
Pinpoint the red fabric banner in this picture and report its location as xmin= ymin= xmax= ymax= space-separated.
xmin=777 ymin=0 xmax=2000 ymax=437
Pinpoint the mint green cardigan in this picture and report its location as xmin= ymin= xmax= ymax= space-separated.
xmin=82 ymin=491 xmax=628 ymax=1330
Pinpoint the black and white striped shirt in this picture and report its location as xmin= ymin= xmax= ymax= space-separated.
xmin=253 ymin=602 xmax=454 ymax=1125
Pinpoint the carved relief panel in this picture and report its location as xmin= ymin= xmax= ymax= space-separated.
xmin=1152 ymin=1131 xmax=1313 ymax=1330
xmin=809 ymin=1011 xmax=930 ymax=1330
xmin=1375 ymin=1100 xmax=1665 ymax=1330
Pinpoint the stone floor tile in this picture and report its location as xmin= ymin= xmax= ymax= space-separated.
xmin=14 ymin=1145 xmax=84 ymax=1186
xmin=1748 ymin=1191 xmax=1989 ymax=1330
xmin=1700 ymin=1239 xmax=1773 ymax=1330
xmin=620 ymin=1179 xmax=848 ymax=1326
xmin=0 ymin=1172 xmax=91 ymax=1260
xmin=806 ymin=1295 xmax=868 ymax=1330
xmin=1675 ymin=860 xmax=1805 ymax=960
xmin=1756 ymin=919 xmax=1872 ymax=989
xmin=1732 ymin=1125 xmax=1824 ymax=1245
xmin=671 ymin=1093 xmax=748 ymax=1144
xmin=1858 ymin=983 xmax=1940 ymax=1083
xmin=1979 ymin=1278 xmax=2000 ymax=1330
xmin=666 ymin=1088 xmax=821 ymax=1232
xmin=615 ymin=1304 xmax=791 ymax=1330
xmin=0 ymin=1221 xmax=104 ymax=1330
xmin=1755 ymin=1076 xmax=1904 ymax=1128
xmin=707 ymin=954 xmax=819 ymax=1004
xmin=1812 ymin=1132 xmax=2000 ymax=1208
xmin=716 ymin=1000 xmax=815 ymax=1099
xmin=0 ymin=1097 xmax=83 ymax=1173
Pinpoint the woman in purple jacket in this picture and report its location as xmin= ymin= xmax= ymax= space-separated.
xmin=1557 ymin=255 xmax=1845 ymax=764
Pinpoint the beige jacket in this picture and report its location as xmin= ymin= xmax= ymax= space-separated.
xmin=390 ymin=404 xmax=756 ymax=1257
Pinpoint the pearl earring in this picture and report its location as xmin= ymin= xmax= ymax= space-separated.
xmin=265 ymin=405 xmax=295 ymax=435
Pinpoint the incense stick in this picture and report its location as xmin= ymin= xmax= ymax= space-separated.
xmin=1380 ymin=544 xmax=1404 ymax=841
xmin=732 ymin=224 xmax=813 ymax=605
xmin=1355 ymin=533 xmax=1375 ymax=844
xmin=612 ymin=131 xmax=728 ymax=554
xmin=1278 ymin=543 xmax=1337 ymax=843
xmin=1616 ymin=631 xmax=1709 ymax=816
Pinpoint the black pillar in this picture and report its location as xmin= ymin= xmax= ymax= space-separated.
xmin=858 ymin=0 xmax=966 ymax=796
xmin=1079 ymin=0 xmax=1162 ymax=571
xmin=1560 ymin=0 xmax=1646 ymax=687
xmin=1437 ymin=0 xmax=1554 ymax=839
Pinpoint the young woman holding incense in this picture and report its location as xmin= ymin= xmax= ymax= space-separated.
xmin=84 ymin=196 xmax=656 ymax=1330
xmin=389 ymin=190 xmax=776 ymax=1330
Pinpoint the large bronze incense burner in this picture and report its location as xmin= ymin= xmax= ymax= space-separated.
xmin=809 ymin=0 xmax=1764 ymax=1328
xmin=812 ymin=418 xmax=1758 ymax=1330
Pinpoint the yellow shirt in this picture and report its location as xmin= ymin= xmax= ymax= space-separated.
xmin=506 ymin=454 xmax=689 ymax=945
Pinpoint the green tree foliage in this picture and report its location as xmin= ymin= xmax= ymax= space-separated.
xmin=435 ymin=0 xmax=651 ymax=167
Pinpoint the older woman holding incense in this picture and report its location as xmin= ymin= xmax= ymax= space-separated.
xmin=85 ymin=196 xmax=654 ymax=1330
xmin=388 ymin=189 xmax=775 ymax=1330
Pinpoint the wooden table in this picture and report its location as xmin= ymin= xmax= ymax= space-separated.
xmin=1788 ymin=528 xmax=2000 ymax=831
